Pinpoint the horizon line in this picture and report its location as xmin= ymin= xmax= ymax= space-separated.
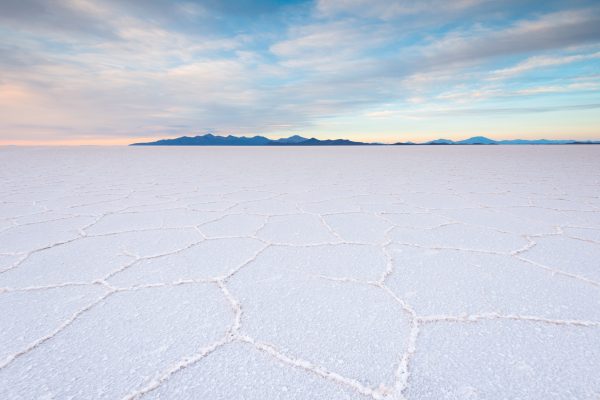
xmin=3 ymin=133 xmax=600 ymax=147
xmin=7 ymin=135 xmax=600 ymax=147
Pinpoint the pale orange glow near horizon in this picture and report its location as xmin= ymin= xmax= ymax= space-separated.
xmin=0 ymin=137 xmax=159 ymax=146
xmin=3 ymin=130 xmax=599 ymax=146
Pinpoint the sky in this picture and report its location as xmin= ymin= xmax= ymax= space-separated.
xmin=1 ymin=0 xmax=600 ymax=145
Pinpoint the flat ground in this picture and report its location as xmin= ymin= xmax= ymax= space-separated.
xmin=1 ymin=146 xmax=599 ymax=399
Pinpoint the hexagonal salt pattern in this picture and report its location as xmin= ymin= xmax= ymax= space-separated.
xmin=145 ymin=342 xmax=368 ymax=400
xmin=0 ymin=285 xmax=231 ymax=399
xmin=407 ymin=320 xmax=600 ymax=399
xmin=1 ymin=146 xmax=599 ymax=399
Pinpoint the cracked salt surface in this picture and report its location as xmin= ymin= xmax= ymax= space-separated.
xmin=144 ymin=342 xmax=366 ymax=400
xmin=407 ymin=320 xmax=600 ymax=399
xmin=1 ymin=145 xmax=599 ymax=399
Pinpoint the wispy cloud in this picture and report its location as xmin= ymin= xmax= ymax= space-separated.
xmin=316 ymin=0 xmax=486 ymax=19
xmin=490 ymin=50 xmax=600 ymax=80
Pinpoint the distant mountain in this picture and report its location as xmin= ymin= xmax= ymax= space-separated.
xmin=275 ymin=135 xmax=308 ymax=144
xmin=410 ymin=136 xmax=597 ymax=145
xmin=131 ymin=134 xmax=370 ymax=146
xmin=498 ymin=138 xmax=573 ymax=145
xmin=131 ymin=134 xmax=599 ymax=146
xmin=456 ymin=136 xmax=498 ymax=145
xmin=131 ymin=134 xmax=272 ymax=146
xmin=273 ymin=138 xmax=370 ymax=146
xmin=428 ymin=136 xmax=527 ymax=145
xmin=571 ymin=140 xmax=600 ymax=144
xmin=426 ymin=139 xmax=454 ymax=145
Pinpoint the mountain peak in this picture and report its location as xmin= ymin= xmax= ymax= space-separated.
xmin=276 ymin=135 xmax=308 ymax=144
xmin=427 ymin=139 xmax=454 ymax=145
xmin=457 ymin=136 xmax=497 ymax=144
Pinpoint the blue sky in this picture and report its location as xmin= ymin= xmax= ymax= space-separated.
xmin=1 ymin=0 xmax=599 ymax=144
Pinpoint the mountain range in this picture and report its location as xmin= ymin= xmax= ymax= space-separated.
xmin=130 ymin=134 xmax=599 ymax=146
xmin=130 ymin=134 xmax=371 ymax=146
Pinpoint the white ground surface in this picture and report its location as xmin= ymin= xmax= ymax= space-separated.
xmin=1 ymin=146 xmax=599 ymax=399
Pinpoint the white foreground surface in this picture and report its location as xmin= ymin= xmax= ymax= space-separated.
xmin=1 ymin=146 xmax=599 ymax=399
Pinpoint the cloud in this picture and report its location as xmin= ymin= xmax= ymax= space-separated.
xmin=316 ymin=0 xmax=485 ymax=19
xmin=515 ymin=80 xmax=600 ymax=95
xmin=0 ymin=0 xmax=117 ymax=39
xmin=490 ymin=50 xmax=600 ymax=80
xmin=439 ymin=102 xmax=600 ymax=115
xmin=366 ymin=103 xmax=600 ymax=120
xmin=418 ymin=8 xmax=600 ymax=66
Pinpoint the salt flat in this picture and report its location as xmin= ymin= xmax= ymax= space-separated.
xmin=1 ymin=146 xmax=599 ymax=399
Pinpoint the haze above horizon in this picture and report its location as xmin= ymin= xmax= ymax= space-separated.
xmin=1 ymin=0 xmax=600 ymax=145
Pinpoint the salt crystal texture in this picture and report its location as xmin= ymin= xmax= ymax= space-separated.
xmin=0 ymin=146 xmax=599 ymax=399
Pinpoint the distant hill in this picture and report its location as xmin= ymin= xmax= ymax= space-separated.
xmin=395 ymin=136 xmax=599 ymax=145
xmin=131 ymin=134 xmax=599 ymax=146
xmin=456 ymin=136 xmax=498 ymax=145
xmin=270 ymin=138 xmax=371 ymax=146
xmin=131 ymin=133 xmax=272 ymax=146
xmin=131 ymin=134 xmax=371 ymax=146
xmin=274 ymin=135 xmax=308 ymax=144
xmin=497 ymin=138 xmax=573 ymax=145
xmin=426 ymin=139 xmax=455 ymax=145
